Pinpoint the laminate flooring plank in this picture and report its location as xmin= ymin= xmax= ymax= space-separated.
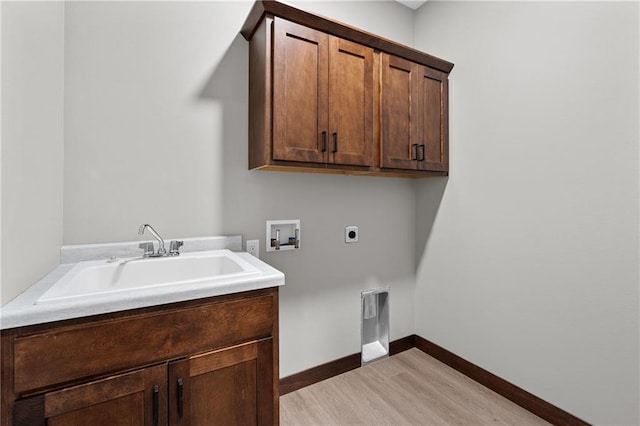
xmin=280 ymin=348 xmax=550 ymax=425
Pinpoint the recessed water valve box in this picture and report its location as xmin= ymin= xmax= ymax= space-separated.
xmin=266 ymin=219 xmax=300 ymax=252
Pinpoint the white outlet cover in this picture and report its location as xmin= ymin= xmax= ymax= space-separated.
xmin=246 ymin=240 xmax=259 ymax=258
xmin=345 ymin=226 xmax=359 ymax=243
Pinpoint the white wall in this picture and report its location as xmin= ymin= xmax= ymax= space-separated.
xmin=286 ymin=0 xmax=415 ymax=46
xmin=413 ymin=2 xmax=639 ymax=424
xmin=60 ymin=1 xmax=417 ymax=377
xmin=1 ymin=2 xmax=65 ymax=305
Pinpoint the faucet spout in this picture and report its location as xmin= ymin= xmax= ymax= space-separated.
xmin=138 ymin=224 xmax=166 ymax=255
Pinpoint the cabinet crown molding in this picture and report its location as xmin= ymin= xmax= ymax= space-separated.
xmin=241 ymin=0 xmax=454 ymax=74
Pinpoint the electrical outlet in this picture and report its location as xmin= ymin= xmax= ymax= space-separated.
xmin=246 ymin=240 xmax=259 ymax=258
xmin=345 ymin=226 xmax=359 ymax=243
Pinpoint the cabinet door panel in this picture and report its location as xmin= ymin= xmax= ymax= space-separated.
xmin=13 ymin=365 xmax=167 ymax=426
xmin=273 ymin=17 xmax=328 ymax=163
xmin=170 ymin=339 xmax=273 ymax=426
xmin=380 ymin=54 xmax=417 ymax=170
xmin=191 ymin=360 xmax=257 ymax=425
xmin=47 ymin=395 xmax=144 ymax=426
xmin=328 ymin=37 xmax=373 ymax=167
xmin=418 ymin=66 xmax=448 ymax=172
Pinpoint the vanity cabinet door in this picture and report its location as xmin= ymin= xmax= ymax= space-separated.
xmin=12 ymin=364 xmax=167 ymax=426
xmin=168 ymin=339 xmax=275 ymax=426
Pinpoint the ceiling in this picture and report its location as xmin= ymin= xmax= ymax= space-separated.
xmin=395 ymin=0 xmax=428 ymax=10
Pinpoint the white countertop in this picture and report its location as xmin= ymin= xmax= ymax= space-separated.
xmin=0 ymin=236 xmax=285 ymax=330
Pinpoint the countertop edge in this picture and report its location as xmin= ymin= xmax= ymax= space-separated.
xmin=0 ymin=248 xmax=285 ymax=330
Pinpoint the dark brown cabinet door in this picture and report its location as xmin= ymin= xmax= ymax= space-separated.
xmin=381 ymin=53 xmax=418 ymax=170
xmin=416 ymin=66 xmax=448 ymax=172
xmin=168 ymin=339 xmax=274 ymax=426
xmin=273 ymin=17 xmax=373 ymax=168
xmin=13 ymin=365 xmax=167 ymax=426
xmin=381 ymin=53 xmax=449 ymax=173
xmin=328 ymin=37 xmax=373 ymax=167
xmin=273 ymin=17 xmax=328 ymax=164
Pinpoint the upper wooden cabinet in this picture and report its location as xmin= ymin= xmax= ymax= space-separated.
xmin=242 ymin=0 xmax=453 ymax=177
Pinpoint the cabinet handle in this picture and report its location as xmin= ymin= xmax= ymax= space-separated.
xmin=418 ymin=144 xmax=426 ymax=161
xmin=322 ymin=131 xmax=328 ymax=152
xmin=152 ymin=384 xmax=159 ymax=426
xmin=412 ymin=144 xmax=418 ymax=161
xmin=177 ymin=378 xmax=184 ymax=418
xmin=332 ymin=132 xmax=338 ymax=153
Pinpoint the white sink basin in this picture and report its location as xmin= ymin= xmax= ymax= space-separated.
xmin=36 ymin=249 xmax=261 ymax=305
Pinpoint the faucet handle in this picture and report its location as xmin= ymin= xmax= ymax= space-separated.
xmin=138 ymin=242 xmax=155 ymax=257
xmin=169 ymin=240 xmax=183 ymax=256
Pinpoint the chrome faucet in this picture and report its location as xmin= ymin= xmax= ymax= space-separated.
xmin=138 ymin=224 xmax=183 ymax=257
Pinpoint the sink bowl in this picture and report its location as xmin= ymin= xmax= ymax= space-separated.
xmin=36 ymin=249 xmax=261 ymax=305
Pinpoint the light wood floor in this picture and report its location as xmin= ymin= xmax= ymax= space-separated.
xmin=280 ymin=348 xmax=550 ymax=425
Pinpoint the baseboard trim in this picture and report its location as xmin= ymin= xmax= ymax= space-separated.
xmin=413 ymin=335 xmax=589 ymax=425
xmin=389 ymin=334 xmax=415 ymax=355
xmin=280 ymin=334 xmax=588 ymax=425
xmin=279 ymin=352 xmax=361 ymax=395
xmin=279 ymin=337 xmax=415 ymax=396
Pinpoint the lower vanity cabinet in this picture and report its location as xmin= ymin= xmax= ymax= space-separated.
xmin=2 ymin=288 xmax=279 ymax=426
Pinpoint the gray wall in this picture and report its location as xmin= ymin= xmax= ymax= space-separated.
xmin=1 ymin=2 xmax=64 ymax=306
xmin=413 ymin=2 xmax=640 ymax=424
xmin=2 ymin=1 xmax=417 ymax=378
